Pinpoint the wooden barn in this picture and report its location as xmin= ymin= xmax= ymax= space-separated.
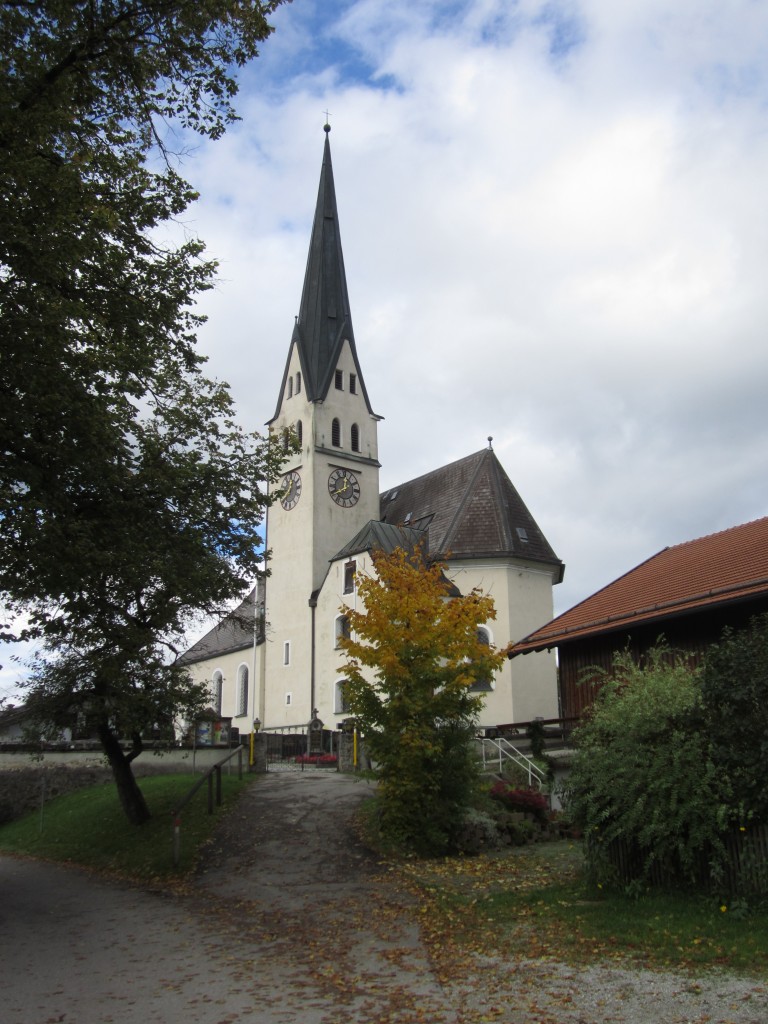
xmin=511 ymin=516 xmax=768 ymax=720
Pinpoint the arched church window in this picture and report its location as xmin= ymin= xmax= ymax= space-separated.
xmin=296 ymin=420 xmax=303 ymax=446
xmin=237 ymin=664 xmax=249 ymax=716
xmin=350 ymin=423 xmax=360 ymax=452
xmin=335 ymin=369 xmax=343 ymax=390
xmin=470 ymin=627 xmax=494 ymax=692
xmin=296 ymin=372 xmax=302 ymax=394
xmin=212 ymin=670 xmax=223 ymax=716
xmin=335 ymin=614 xmax=350 ymax=649
xmin=287 ymin=377 xmax=293 ymax=398
xmin=349 ymin=373 xmax=357 ymax=395
xmin=331 ymin=418 xmax=341 ymax=447
xmin=335 ymin=680 xmax=351 ymax=715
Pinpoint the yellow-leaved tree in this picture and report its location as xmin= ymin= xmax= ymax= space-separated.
xmin=339 ymin=546 xmax=509 ymax=855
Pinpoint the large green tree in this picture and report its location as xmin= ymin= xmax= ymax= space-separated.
xmin=339 ymin=547 xmax=508 ymax=855
xmin=0 ymin=1 xmax=288 ymax=823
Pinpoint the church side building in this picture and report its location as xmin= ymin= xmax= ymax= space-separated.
xmin=180 ymin=128 xmax=564 ymax=736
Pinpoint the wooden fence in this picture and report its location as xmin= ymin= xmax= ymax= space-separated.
xmin=604 ymin=824 xmax=768 ymax=895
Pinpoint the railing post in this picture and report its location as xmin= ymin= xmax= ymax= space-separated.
xmin=171 ymin=745 xmax=248 ymax=864
xmin=172 ymin=815 xmax=181 ymax=867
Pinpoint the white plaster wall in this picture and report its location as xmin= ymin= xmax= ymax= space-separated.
xmin=309 ymin=552 xmax=560 ymax=732
xmin=436 ymin=557 xmax=560 ymax=726
xmin=183 ymin=647 xmax=256 ymax=731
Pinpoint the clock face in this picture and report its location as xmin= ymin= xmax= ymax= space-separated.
xmin=280 ymin=470 xmax=302 ymax=510
xmin=328 ymin=468 xmax=360 ymax=507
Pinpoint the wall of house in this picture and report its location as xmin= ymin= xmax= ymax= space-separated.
xmin=184 ymin=646 xmax=256 ymax=736
xmin=307 ymin=551 xmax=560 ymax=732
xmin=557 ymin=597 xmax=768 ymax=720
xmin=447 ymin=557 xmax=560 ymax=727
xmin=313 ymin=551 xmax=371 ymax=731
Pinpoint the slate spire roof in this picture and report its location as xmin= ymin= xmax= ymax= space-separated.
xmin=271 ymin=126 xmax=376 ymax=421
xmin=513 ymin=515 xmax=768 ymax=654
xmin=380 ymin=446 xmax=564 ymax=576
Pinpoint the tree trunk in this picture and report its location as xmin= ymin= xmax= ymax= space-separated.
xmin=97 ymin=720 xmax=151 ymax=825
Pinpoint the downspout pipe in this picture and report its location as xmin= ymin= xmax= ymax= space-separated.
xmin=308 ymin=590 xmax=320 ymax=717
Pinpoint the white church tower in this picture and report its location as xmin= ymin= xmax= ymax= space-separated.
xmin=180 ymin=128 xmax=564 ymax=739
xmin=256 ymin=124 xmax=382 ymax=728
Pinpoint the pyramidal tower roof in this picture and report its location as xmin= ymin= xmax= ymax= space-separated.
xmin=380 ymin=445 xmax=564 ymax=578
xmin=271 ymin=125 xmax=376 ymax=420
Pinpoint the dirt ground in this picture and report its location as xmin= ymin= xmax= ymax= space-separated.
xmin=1 ymin=769 xmax=766 ymax=1023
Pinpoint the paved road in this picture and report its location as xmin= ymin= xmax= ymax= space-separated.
xmin=2 ymin=771 xmax=767 ymax=1024
xmin=0 ymin=771 xmax=457 ymax=1024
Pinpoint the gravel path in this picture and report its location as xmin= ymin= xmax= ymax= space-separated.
xmin=1 ymin=770 xmax=766 ymax=1023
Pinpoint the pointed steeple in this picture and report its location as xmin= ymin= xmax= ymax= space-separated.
xmin=271 ymin=126 xmax=377 ymax=420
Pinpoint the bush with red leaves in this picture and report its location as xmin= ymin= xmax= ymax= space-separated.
xmin=489 ymin=781 xmax=548 ymax=821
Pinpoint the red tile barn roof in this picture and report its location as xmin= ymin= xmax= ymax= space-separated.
xmin=512 ymin=516 xmax=768 ymax=654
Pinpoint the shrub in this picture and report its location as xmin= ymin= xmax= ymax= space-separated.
xmin=489 ymin=781 xmax=549 ymax=822
xmin=453 ymin=808 xmax=503 ymax=854
xmin=567 ymin=644 xmax=731 ymax=891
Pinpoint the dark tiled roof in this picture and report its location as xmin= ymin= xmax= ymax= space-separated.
xmin=178 ymin=587 xmax=261 ymax=666
xmin=380 ymin=447 xmax=563 ymax=575
xmin=513 ymin=516 xmax=768 ymax=654
xmin=330 ymin=520 xmax=461 ymax=597
xmin=331 ymin=520 xmax=428 ymax=562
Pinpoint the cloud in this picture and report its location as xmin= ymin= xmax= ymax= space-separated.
xmin=178 ymin=0 xmax=768 ymax=618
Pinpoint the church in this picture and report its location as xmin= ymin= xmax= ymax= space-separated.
xmin=180 ymin=127 xmax=564 ymax=740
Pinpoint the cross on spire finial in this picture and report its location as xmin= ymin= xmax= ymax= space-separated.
xmin=323 ymin=110 xmax=331 ymax=133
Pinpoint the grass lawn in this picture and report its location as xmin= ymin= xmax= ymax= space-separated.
xmin=0 ymin=771 xmax=257 ymax=882
xmin=395 ymin=841 xmax=768 ymax=976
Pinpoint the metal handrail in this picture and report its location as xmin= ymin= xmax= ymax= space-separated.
xmin=478 ymin=736 xmax=547 ymax=788
xmin=171 ymin=745 xmax=243 ymax=866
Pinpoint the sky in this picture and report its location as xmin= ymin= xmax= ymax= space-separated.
xmin=3 ymin=0 xmax=768 ymax=700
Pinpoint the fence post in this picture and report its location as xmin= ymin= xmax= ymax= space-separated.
xmin=207 ymin=773 xmax=213 ymax=814
xmin=172 ymin=815 xmax=181 ymax=867
xmin=215 ymin=765 xmax=222 ymax=807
